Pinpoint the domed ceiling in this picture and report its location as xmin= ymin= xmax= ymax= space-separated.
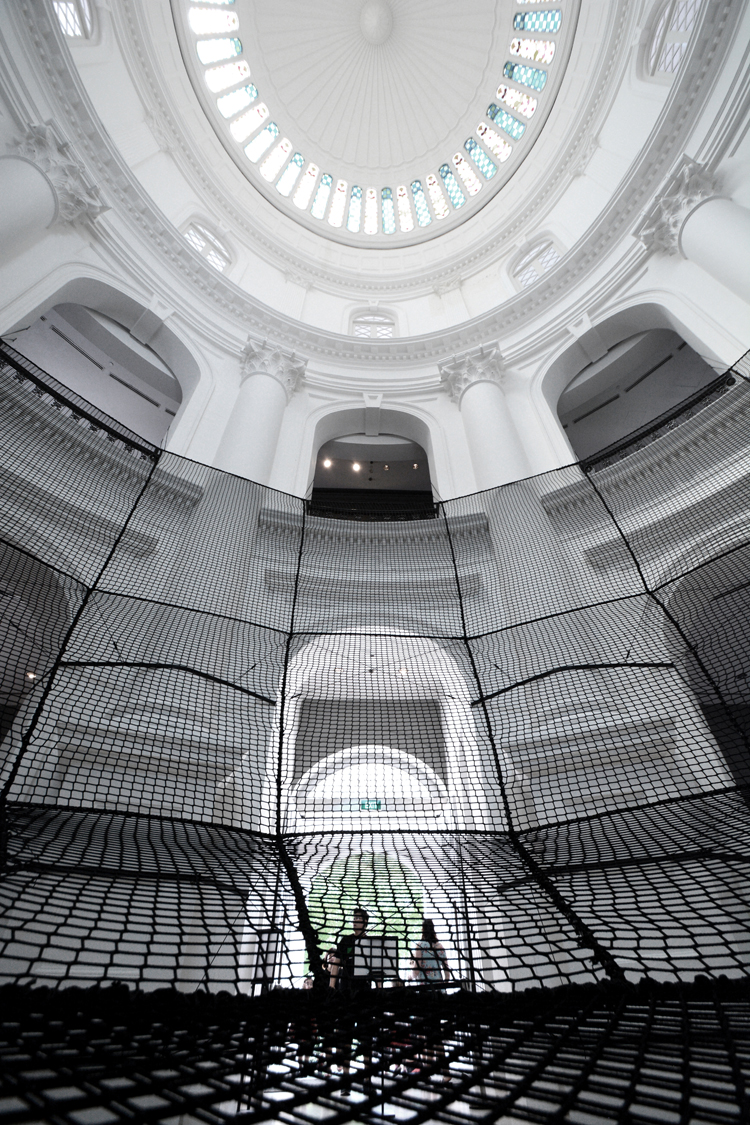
xmin=173 ymin=0 xmax=580 ymax=247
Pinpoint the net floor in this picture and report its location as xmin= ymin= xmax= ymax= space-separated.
xmin=2 ymin=977 xmax=750 ymax=1125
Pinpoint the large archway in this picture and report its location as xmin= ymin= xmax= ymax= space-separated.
xmin=541 ymin=305 xmax=728 ymax=463
xmin=3 ymin=279 xmax=201 ymax=445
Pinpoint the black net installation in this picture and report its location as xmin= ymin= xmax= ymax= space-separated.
xmin=1 ymin=341 xmax=750 ymax=1123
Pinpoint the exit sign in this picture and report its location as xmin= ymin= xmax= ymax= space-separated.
xmin=360 ymin=799 xmax=382 ymax=811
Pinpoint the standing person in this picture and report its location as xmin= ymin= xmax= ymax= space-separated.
xmin=328 ymin=907 xmax=372 ymax=1094
xmin=412 ymin=919 xmax=450 ymax=985
xmin=412 ymin=919 xmax=451 ymax=1083
xmin=328 ymin=907 xmax=370 ymax=992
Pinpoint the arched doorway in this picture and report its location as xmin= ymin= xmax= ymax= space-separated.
xmin=310 ymin=433 xmax=435 ymax=518
xmin=5 ymin=302 xmax=182 ymax=445
xmin=557 ymin=328 xmax=721 ymax=461
xmin=307 ymin=849 xmax=424 ymax=980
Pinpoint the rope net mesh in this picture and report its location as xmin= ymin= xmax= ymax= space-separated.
xmin=1 ymin=342 xmax=749 ymax=1121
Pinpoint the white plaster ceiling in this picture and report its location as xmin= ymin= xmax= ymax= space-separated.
xmin=174 ymin=0 xmax=581 ymax=247
xmin=246 ymin=0 xmax=500 ymax=172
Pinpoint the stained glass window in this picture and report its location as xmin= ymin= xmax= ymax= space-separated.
xmin=464 ymin=138 xmax=497 ymax=179
xmin=53 ymin=0 xmax=94 ymax=37
xmin=364 ymin=188 xmax=378 ymax=235
xmin=188 ymin=8 xmax=239 ymax=35
xmin=217 ymin=84 xmax=257 ymax=118
xmin=426 ymin=174 xmax=449 ymax=219
xmin=452 ymin=154 xmax=482 ymax=195
xmin=439 ymin=164 xmax=466 ymax=208
xmin=410 ymin=181 xmax=432 ymax=226
xmin=512 ymin=239 xmax=561 ymax=288
xmin=504 ymin=61 xmax=548 ymax=90
xmin=196 ymin=37 xmax=242 ymax=65
xmin=510 ymin=38 xmax=556 ymax=64
xmin=260 ymin=138 xmax=292 ymax=182
xmin=396 ymin=185 xmax=414 ymax=232
xmin=381 ymin=188 xmax=396 ymax=234
xmin=276 ymin=152 xmax=304 ymax=196
xmin=244 ymin=121 xmax=278 ymax=162
xmin=513 ymin=10 xmax=562 ymax=32
xmin=293 ymin=164 xmax=319 ymax=209
xmin=204 ymin=60 xmax=251 ymax=92
xmin=487 ymin=104 xmax=526 ymax=140
xmin=495 ymin=81 xmax=537 ymax=118
xmin=311 ymin=174 xmax=333 ymax=220
xmin=183 ymin=222 xmax=231 ymax=272
xmin=328 ymin=180 xmax=348 ymax=227
xmin=476 ymin=122 xmax=513 ymax=162
xmin=347 ymin=186 xmax=363 ymax=233
xmin=230 ymin=103 xmax=268 ymax=142
xmin=648 ymin=0 xmax=699 ymax=76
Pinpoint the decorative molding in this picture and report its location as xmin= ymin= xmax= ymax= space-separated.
xmin=635 ymin=156 xmax=717 ymax=255
xmin=6 ymin=0 xmax=743 ymax=363
xmin=11 ymin=122 xmax=107 ymax=224
xmin=240 ymin=338 xmax=307 ymax=402
xmin=440 ymin=345 xmax=505 ymax=405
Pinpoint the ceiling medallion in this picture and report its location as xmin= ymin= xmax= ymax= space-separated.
xmin=359 ymin=0 xmax=393 ymax=46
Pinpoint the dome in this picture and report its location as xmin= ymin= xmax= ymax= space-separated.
xmin=176 ymin=0 xmax=577 ymax=246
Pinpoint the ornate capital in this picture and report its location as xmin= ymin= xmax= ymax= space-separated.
xmin=11 ymin=123 xmax=106 ymax=224
xmin=439 ymin=345 xmax=505 ymax=404
xmin=636 ymin=156 xmax=717 ymax=255
xmin=240 ymin=338 xmax=307 ymax=401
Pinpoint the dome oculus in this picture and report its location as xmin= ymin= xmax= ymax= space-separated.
xmin=179 ymin=0 xmax=572 ymax=245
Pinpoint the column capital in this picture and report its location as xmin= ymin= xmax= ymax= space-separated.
xmin=439 ymin=344 xmax=505 ymax=405
xmin=240 ymin=338 xmax=307 ymax=402
xmin=636 ymin=156 xmax=717 ymax=255
xmin=10 ymin=123 xmax=106 ymax=224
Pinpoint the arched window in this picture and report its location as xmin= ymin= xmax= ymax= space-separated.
xmin=510 ymin=238 xmax=563 ymax=290
xmin=53 ymin=0 xmax=94 ymax=38
xmin=182 ymin=220 xmax=232 ymax=273
xmin=351 ymin=312 xmax=396 ymax=339
xmin=646 ymin=0 xmax=700 ymax=79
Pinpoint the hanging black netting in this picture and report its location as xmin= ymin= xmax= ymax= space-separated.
xmin=1 ymin=339 xmax=749 ymax=1123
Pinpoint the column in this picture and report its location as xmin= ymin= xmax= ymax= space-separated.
xmin=638 ymin=156 xmax=750 ymax=304
xmin=213 ymin=339 xmax=306 ymax=484
xmin=680 ymin=198 xmax=750 ymax=305
xmin=0 ymin=123 xmax=105 ymax=261
xmin=440 ymin=346 xmax=530 ymax=491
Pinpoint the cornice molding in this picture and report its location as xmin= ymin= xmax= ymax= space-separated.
xmin=9 ymin=0 xmax=745 ymax=367
xmin=439 ymin=346 xmax=505 ymax=405
xmin=240 ymin=339 xmax=306 ymax=403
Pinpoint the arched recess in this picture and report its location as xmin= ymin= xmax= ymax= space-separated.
xmin=302 ymin=404 xmax=442 ymax=501
xmin=661 ymin=542 xmax=750 ymax=796
xmin=541 ymin=303 xmax=727 ymax=463
xmin=3 ymin=278 xmax=201 ymax=445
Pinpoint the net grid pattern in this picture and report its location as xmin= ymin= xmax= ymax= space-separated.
xmin=0 ymin=341 xmax=749 ymax=1121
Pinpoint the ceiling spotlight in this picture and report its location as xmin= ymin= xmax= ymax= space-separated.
xmin=323 ymin=458 xmax=332 ymax=468
xmin=26 ymin=672 xmax=37 ymax=680
xmin=398 ymin=667 xmax=407 ymax=676
xmin=413 ymin=463 xmax=418 ymax=469
xmin=352 ymin=462 xmax=361 ymax=471
xmin=384 ymin=464 xmax=389 ymax=470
